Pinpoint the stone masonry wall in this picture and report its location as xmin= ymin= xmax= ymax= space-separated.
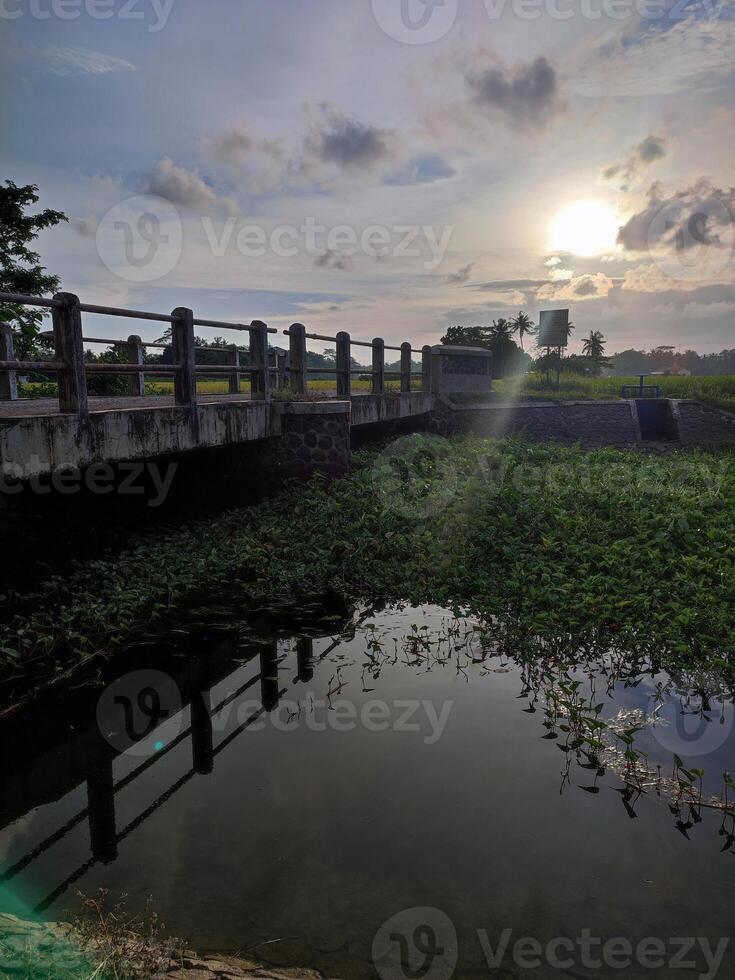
xmin=262 ymin=402 xmax=351 ymax=483
xmin=672 ymin=400 xmax=735 ymax=446
xmin=437 ymin=399 xmax=640 ymax=448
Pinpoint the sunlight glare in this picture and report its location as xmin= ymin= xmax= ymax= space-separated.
xmin=549 ymin=201 xmax=619 ymax=257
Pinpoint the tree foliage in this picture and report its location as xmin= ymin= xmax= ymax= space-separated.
xmin=0 ymin=181 xmax=67 ymax=358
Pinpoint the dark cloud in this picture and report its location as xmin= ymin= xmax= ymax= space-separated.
xmin=315 ymin=250 xmax=351 ymax=271
xmin=385 ymin=154 xmax=456 ymax=186
xmin=210 ymin=128 xmax=253 ymax=168
xmin=307 ymin=106 xmax=394 ymax=171
xmin=617 ymin=178 xmax=735 ymax=252
xmin=143 ymin=158 xmax=237 ymax=215
xmin=466 ymin=56 xmax=561 ymax=126
xmin=474 ymin=278 xmax=547 ymax=290
xmin=603 ymin=135 xmax=666 ymax=190
xmin=71 ymin=216 xmax=96 ymax=236
xmin=446 ymin=262 xmax=474 ymax=284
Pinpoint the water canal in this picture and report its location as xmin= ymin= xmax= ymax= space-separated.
xmin=1 ymin=604 xmax=733 ymax=977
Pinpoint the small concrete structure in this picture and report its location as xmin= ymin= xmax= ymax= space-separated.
xmin=431 ymin=345 xmax=492 ymax=395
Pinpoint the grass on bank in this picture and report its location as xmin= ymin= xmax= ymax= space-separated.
xmin=1 ymin=435 xmax=735 ymax=694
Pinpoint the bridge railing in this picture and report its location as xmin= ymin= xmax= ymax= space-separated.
xmin=281 ymin=323 xmax=432 ymax=398
xmin=0 ymin=291 xmax=278 ymax=413
xmin=0 ymin=291 xmax=434 ymax=412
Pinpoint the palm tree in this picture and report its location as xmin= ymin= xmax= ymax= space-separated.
xmin=582 ymin=330 xmax=606 ymax=359
xmin=485 ymin=318 xmax=516 ymax=378
xmin=511 ymin=311 xmax=535 ymax=350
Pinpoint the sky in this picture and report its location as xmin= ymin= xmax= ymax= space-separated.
xmin=2 ymin=0 xmax=735 ymax=355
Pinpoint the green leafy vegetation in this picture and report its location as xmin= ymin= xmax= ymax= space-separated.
xmin=1 ymin=436 xmax=734 ymax=699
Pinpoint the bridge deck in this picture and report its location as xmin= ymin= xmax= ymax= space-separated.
xmin=0 ymin=393 xmax=259 ymax=418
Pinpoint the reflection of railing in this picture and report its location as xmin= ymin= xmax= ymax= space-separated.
xmin=0 ymin=639 xmax=317 ymax=914
xmin=282 ymin=324 xmax=431 ymax=397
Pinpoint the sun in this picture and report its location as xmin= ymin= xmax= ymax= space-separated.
xmin=549 ymin=201 xmax=619 ymax=257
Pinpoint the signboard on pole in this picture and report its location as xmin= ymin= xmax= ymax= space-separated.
xmin=538 ymin=309 xmax=570 ymax=348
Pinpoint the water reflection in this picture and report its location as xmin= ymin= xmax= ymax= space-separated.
xmin=0 ymin=605 xmax=733 ymax=977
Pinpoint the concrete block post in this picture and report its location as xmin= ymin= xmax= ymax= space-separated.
xmin=249 ymin=320 xmax=270 ymax=401
xmin=400 ymin=342 xmax=412 ymax=394
xmin=228 ymin=343 xmax=241 ymax=394
xmin=289 ymin=322 xmax=307 ymax=397
xmin=52 ymin=292 xmax=88 ymax=416
xmin=126 ymin=334 xmax=145 ymax=397
xmin=0 ymin=323 xmax=18 ymax=400
xmin=171 ymin=307 xmax=197 ymax=407
xmin=372 ymin=337 xmax=385 ymax=395
xmin=336 ymin=330 xmax=351 ymax=398
xmin=422 ymin=345 xmax=432 ymax=394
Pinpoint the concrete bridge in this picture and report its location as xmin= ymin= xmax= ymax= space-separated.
xmin=0 ymin=292 xmax=492 ymax=483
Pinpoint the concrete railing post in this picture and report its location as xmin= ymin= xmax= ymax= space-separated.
xmin=191 ymin=691 xmax=214 ymax=775
xmin=249 ymin=320 xmax=270 ymax=401
xmin=228 ymin=343 xmax=241 ymax=395
xmin=52 ymin=292 xmax=88 ymax=416
xmin=400 ymin=342 xmax=412 ymax=394
xmin=422 ymin=345 xmax=432 ymax=394
xmin=0 ymin=323 xmax=18 ymax=400
xmin=276 ymin=349 xmax=288 ymax=390
xmin=372 ymin=337 xmax=385 ymax=395
xmin=171 ymin=306 xmax=197 ymax=407
xmin=126 ymin=334 xmax=145 ymax=397
xmin=336 ymin=330 xmax=351 ymax=398
xmin=289 ymin=322 xmax=307 ymax=397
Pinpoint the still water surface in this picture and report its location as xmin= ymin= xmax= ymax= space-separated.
xmin=1 ymin=604 xmax=733 ymax=977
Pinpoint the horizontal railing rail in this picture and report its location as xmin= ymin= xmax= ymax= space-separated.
xmin=282 ymin=324 xmax=431 ymax=397
xmin=0 ymin=291 xmax=433 ymax=411
xmin=0 ymin=292 xmax=282 ymax=411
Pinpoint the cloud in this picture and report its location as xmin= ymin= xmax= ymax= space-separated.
xmin=571 ymin=18 xmax=735 ymax=98
xmin=474 ymin=278 xmax=547 ymax=290
xmin=142 ymin=158 xmax=238 ymax=216
xmin=446 ymin=262 xmax=474 ymax=284
xmin=209 ymin=128 xmax=254 ymax=169
xmin=617 ymin=178 xmax=735 ymax=253
xmin=306 ymin=105 xmax=395 ymax=171
xmin=603 ymin=135 xmax=666 ymax=191
xmin=549 ymin=267 xmax=573 ymax=282
xmin=385 ymin=154 xmax=456 ymax=186
xmin=466 ymin=56 xmax=562 ymax=127
xmin=544 ymin=256 xmax=562 ymax=268
xmin=315 ymin=250 xmax=351 ymax=271
xmin=37 ymin=45 xmax=136 ymax=76
xmin=537 ymin=273 xmax=614 ymax=301
xmin=71 ymin=216 xmax=97 ymax=236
